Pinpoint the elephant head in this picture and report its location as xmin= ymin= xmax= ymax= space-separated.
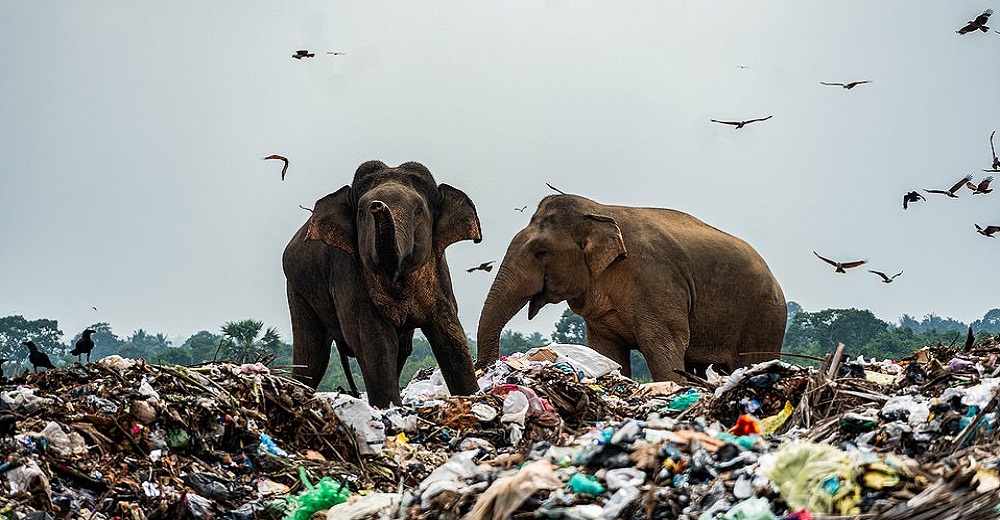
xmin=476 ymin=195 xmax=627 ymax=369
xmin=305 ymin=160 xmax=482 ymax=287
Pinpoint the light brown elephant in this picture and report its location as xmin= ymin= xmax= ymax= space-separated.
xmin=476 ymin=194 xmax=786 ymax=381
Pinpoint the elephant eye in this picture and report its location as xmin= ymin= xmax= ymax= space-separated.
xmin=534 ymin=249 xmax=548 ymax=260
xmin=414 ymin=205 xmax=423 ymax=217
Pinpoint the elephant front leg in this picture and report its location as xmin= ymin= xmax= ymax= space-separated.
xmin=422 ymin=316 xmax=479 ymax=397
xmin=351 ymin=322 xmax=403 ymax=408
xmin=637 ymin=320 xmax=690 ymax=384
xmin=288 ymin=284 xmax=332 ymax=390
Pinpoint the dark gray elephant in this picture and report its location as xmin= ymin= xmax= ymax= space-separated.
xmin=477 ymin=194 xmax=786 ymax=381
xmin=283 ymin=160 xmax=481 ymax=407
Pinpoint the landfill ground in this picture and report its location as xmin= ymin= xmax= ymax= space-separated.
xmin=3 ymin=338 xmax=1000 ymax=520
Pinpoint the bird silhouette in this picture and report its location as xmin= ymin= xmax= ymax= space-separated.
xmin=292 ymin=49 xmax=315 ymax=59
xmin=0 ymin=414 xmax=15 ymax=442
xmin=515 ymin=206 xmax=528 ymax=212
xmin=263 ymin=154 xmax=290 ymax=180
xmin=736 ymin=65 xmax=750 ymax=69
xmin=924 ymin=174 xmax=973 ymax=198
xmin=466 ymin=261 xmax=495 ymax=273
xmin=868 ymin=270 xmax=903 ymax=283
xmin=903 ymin=191 xmax=926 ymax=209
xmin=989 ymin=131 xmax=1000 ymax=170
xmin=814 ymin=251 xmax=867 ymax=273
xmin=957 ymin=9 xmax=992 ymax=34
xmin=70 ymin=328 xmax=96 ymax=363
xmin=710 ymin=115 xmax=773 ymax=129
xmin=975 ymin=224 xmax=1000 ymax=237
xmin=22 ymin=340 xmax=55 ymax=373
xmin=967 ymin=175 xmax=993 ymax=195
xmin=326 ymin=51 xmax=346 ymax=56
xmin=820 ymin=81 xmax=872 ymax=90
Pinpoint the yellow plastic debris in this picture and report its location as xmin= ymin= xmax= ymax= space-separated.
xmin=761 ymin=401 xmax=794 ymax=435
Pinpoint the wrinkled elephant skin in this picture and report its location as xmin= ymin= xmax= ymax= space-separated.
xmin=477 ymin=194 xmax=786 ymax=382
xmin=284 ymin=160 xmax=481 ymax=407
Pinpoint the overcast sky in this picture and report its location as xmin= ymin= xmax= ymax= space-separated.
xmin=2 ymin=2 xmax=999 ymax=346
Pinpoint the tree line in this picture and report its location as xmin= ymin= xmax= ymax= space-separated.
xmin=2 ymin=304 xmax=997 ymax=392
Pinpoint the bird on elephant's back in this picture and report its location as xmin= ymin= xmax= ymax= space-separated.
xmin=477 ymin=193 xmax=786 ymax=381
xmin=283 ymin=160 xmax=482 ymax=407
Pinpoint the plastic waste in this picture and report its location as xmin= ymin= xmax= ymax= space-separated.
xmin=466 ymin=459 xmax=562 ymax=520
xmin=284 ymin=466 xmax=350 ymax=520
xmin=667 ymin=390 xmax=704 ymax=411
xmin=761 ymin=401 xmax=794 ymax=435
xmin=719 ymin=496 xmax=777 ymax=520
xmin=501 ymin=390 xmax=529 ymax=426
xmin=760 ymin=441 xmax=860 ymax=516
xmin=1 ymin=387 xmax=55 ymax=414
xmin=185 ymin=472 xmax=234 ymax=500
xmin=601 ymin=485 xmax=640 ymax=519
xmin=568 ymin=472 xmax=605 ymax=496
xmin=5 ymin=459 xmax=51 ymax=499
xmin=259 ymin=432 xmax=289 ymax=457
xmin=731 ymin=415 xmax=762 ymax=436
xmin=322 ymin=393 xmax=386 ymax=455
xmin=401 ymin=368 xmax=452 ymax=404
xmin=38 ymin=421 xmax=73 ymax=457
xmin=325 ymin=492 xmax=400 ymax=520
xmin=604 ymin=467 xmax=646 ymax=491
xmin=184 ymin=493 xmax=213 ymax=519
xmin=879 ymin=395 xmax=930 ymax=427
xmin=524 ymin=343 xmax=622 ymax=379
xmin=418 ymin=450 xmax=480 ymax=492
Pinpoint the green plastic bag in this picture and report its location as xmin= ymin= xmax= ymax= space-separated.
xmin=284 ymin=466 xmax=351 ymax=520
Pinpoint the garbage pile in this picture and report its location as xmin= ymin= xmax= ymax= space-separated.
xmin=4 ymin=337 xmax=1000 ymax=520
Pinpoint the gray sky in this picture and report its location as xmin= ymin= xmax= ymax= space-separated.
xmin=2 ymin=2 xmax=999 ymax=345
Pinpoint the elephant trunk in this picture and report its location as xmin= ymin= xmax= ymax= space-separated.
xmin=476 ymin=231 xmax=542 ymax=369
xmin=370 ymin=200 xmax=403 ymax=282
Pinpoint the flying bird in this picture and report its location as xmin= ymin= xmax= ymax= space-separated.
xmin=263 ymin=154 xmax=290 ymax=180
xmin=924 ymin=174 xmax=973 ymax=198
xmin=466 ymin=261 xmax=495 ymax=273
xmin=326 ymin=51 xmax=346 ymax=56
xmin=92 ymin=306 xmax=97 ymax=311
xmin=710 ymin=115 xmax=773 ymax=129
xmin=903 ymin=191 xmax=926 ymax=209
xmin=813 ymin=251 xmax=867 ymax=274
xmin=515 ymin=206 xmax=528 ymax=212
xmin=989 ymin=131 xmax=1000 ymax=170
xmin=292 ymin=49 xmax=315 ymax=59
xmin=967 ymin=175 xmax=993 ymax=194
xmin=820 ymin=81 xmax=872 ymax=90
xmin=975 ymin=224 xmax=1000 ymax=237
xmin=70 ymin=328 xmax=96 ymax=363
xmin=957 ymin=9 xmax=992 ymax=34
xmin=868 ymin=270 xmax=903 ymax=283
xmin=22 ymin=340 xmax=55 ymax=373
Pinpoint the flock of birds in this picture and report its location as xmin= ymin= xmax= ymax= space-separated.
xmin=263 ymin=11 xmax=1000 ymax=281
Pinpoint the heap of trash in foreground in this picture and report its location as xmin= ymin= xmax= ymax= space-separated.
xmin=4 ymin=337 xmax=1000 ymax=520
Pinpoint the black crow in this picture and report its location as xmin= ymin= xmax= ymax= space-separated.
xmin=292 ymin=49 xmax=315 ymax=59
xmin=70 ymin=328 xmax=96 ymax=363
xmin=466 ymin=261 xmax=495 ymax=273
xmin=22 ymin=340 xmax=55 ymax=372
xmin=903 ymin=191 xmax=925 ymax=209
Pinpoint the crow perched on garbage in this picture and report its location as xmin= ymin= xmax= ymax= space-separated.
xmin=924 ymin=174 xmax=973 ymax=198
xmin=22 ymin=340 xmax=55 ymax=372
xmin=956 ymin=9 xmax=992 ymax=34
xmin=70 ymin=328 xmax=96 ymax=362
xmin=903 ymin=191 xmax=925 ymax=209
xmin=0 ymin=414 xmax=15 ymax=441
xmin=813 ymin=251 xmax=867 ymax=273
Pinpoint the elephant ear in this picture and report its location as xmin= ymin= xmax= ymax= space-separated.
xmin=304 ymin=185 xmax=356 ymax=254
xmin=434 ymin=184 xmax=482 ymax=256
xmin=582 ymin=214 xmax=627 ymax=276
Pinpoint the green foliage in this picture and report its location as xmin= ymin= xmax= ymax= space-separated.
xmin=0 ymin=315 xmax=63 ymax=372
xmin=786 ymin=301 xmax=803 ymax=331
xmin=119 ymin=329 xmax=172 ymax=361
xmin=499 ymin=329 xmax=548 ymax=357
xmin=552 ymin=308 xmax=586 ymax=344
xmin=971 ymin=309 xmax=1000 ymax=334
xmin=182 ymin=330 xmax=225 ymax=363
xmin=219 ymin=319 xmax=281 ymax=364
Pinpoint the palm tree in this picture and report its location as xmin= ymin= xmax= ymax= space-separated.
xmin=219 ymin=319 xmax=281 ymax=364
